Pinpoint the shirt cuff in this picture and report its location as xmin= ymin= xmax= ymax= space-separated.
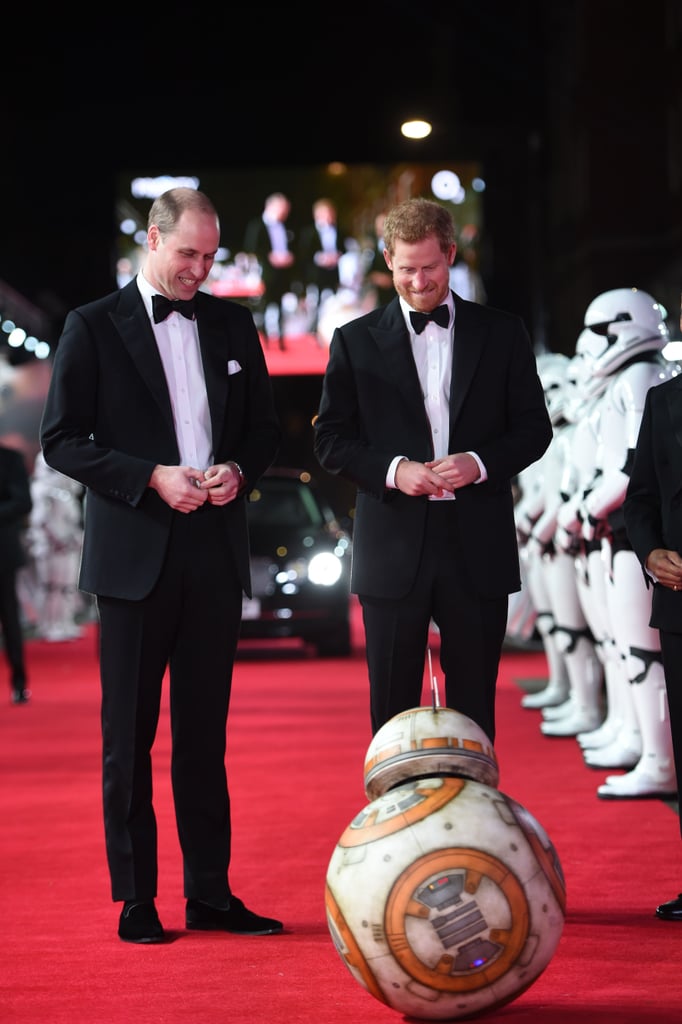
xmin=468 ymin=451 xmax=487 ymax=483
xmin=387 ymin=456 xmax=407 ymax=489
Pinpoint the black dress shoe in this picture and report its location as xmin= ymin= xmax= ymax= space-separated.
xmin=118 ymin=901 xmax=165 ymax=943
xmin=656 ymin=894 xmax=682 ymax=921
xmin=11 ymin=688 xmax=30 ymax=705
xmin=186 ymin=897 xmax=283 ymax=935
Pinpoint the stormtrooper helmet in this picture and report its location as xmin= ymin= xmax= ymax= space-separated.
xmin=572 ymin=328 xmax=610 ymax=400
xmin=563 ymin=350 xmax=593 ymax=422
xmin=582 ymin=287 xmax=669 ymax=378
xmin=536 ymin=351 xmax=570 ymax=425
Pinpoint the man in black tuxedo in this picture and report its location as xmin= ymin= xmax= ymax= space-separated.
xmin=314 ymin=197 xmax=552 ymax=744
xmin=297 ymin=198 xmax=348 ymax=336
xmin=624 ymin=374 xmax=682 ymax=921
xmin=0 ymin=444 xmax=32 ymax=704
xmin=244 ymin=192 xmax=296 ymax=350
xmin=363 ymin=210 xmax=395 ymax=309
xmin=40 ymin=187 xmax=283 ymax=943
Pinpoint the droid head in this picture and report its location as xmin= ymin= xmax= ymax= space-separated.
xmin=363 ymin=706 xmax=499 ymax=801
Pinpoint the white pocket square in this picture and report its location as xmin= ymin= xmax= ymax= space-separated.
xmin=227 ymin=360 xmax=242 ymax=375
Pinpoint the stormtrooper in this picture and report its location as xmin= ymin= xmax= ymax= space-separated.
xmin=26 ymin=452 xmax=85 ymax=642
xmin=576 ymin=287 xmax=678 ymax=798
xmin=552 ymin=336 xmax=622 ymax=741
xmin=540 ymin=340 xmax=613 ymax=737
xmin=516 ymin=352 xmax=603 ymax=734
xmin=510 ymin=353 xmax=566 ymax=659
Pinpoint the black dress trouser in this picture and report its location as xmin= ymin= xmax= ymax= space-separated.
xmin=97 ymin=507 xmax=243 ymax=903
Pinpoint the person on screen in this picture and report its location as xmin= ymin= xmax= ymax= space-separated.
xmin=313 ymin=196 xmax=552 ymax=743
xmin=40 ymin=186 xmax=283 ymax=944
xmin=361 ymin=210 xmax=395 ymax=309
xmin=244 ymin=191 xmax=296 ymax=351
xmin=297 ymin=197 xmax=348 ymax=337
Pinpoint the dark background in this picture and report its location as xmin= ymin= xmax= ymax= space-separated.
xmin=2 ymin=0 xmax=681 ymax=506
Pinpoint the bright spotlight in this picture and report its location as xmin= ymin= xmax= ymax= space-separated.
xmin=431 ymin=170 xmax=461 ymax=200
xmin=401 ymin=119 xmax=432 ymax=140
xmin=7 ymin=327 xmax=26 ymax=348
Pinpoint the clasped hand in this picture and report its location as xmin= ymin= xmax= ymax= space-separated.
xmin=646 ymin=548 xmax=682 ymax=591
xmin=395 ymin=454 xmax=479 ymax=497
xmin=150 ymin=464 xmax=241 ymax=513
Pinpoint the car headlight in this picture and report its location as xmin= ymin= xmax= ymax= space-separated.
xmin=307 ymin=551 xmax=344 ymax=587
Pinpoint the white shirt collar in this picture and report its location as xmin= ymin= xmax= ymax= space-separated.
xmin=137 ymin=271 xmax=159 ymax=321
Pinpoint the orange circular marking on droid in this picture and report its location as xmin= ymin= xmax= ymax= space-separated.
xmin=324 ymin=885 xmax=388 ymax=1006
xmin=384 ymin=849 xmax=530 ymax=993
xmin=337 ymin=777 xmax=466 ymax=849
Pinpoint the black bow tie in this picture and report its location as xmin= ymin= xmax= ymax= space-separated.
xmin=152 ymin=294 xmax=196 ymax=323
xmin=409 ymin=304 xmax=450 ymax=334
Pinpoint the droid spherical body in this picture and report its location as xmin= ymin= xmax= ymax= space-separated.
xmin=326 ymin=776 xmax=566 ymax=1020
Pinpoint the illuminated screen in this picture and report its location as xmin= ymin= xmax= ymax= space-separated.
xmin=116 ymin=160 xmax=485 ymax=377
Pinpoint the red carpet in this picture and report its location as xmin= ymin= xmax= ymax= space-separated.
xmin=261 ymin=332 xmax=329 ymax=376
xmin=2 ymin=616 xmax=681 ymax=1023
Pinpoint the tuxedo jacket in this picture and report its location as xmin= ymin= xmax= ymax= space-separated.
xmin=364 ymin=233 xmax=396 ymax=304
xmin=313 ymin=292 xmax=552 ymax=600
xmin=624 ymin=372 xmax=682 ymax=633
xmin=297 ymin=222 xmax=347 ymax=290
xmin=0 ymin=445 xmax=32 ymax=573
xmin=40 ymin=279 xmax=281 ymax=601
xmin=243 ymin=217 xmax=296 ymax=292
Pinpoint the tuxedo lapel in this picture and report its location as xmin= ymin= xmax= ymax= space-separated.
xmin=197 ymin=318 xmax=230 ymax=444
xmin=449 ymin=297 xmax=485 ymax=427
xmin=111 ymin=298 xmax=175 ymax=429
xmin=369 ymin=301 xmax=425 ymax=415
xmin=665 ymin=376 xmax=682 ymax=453
xmin=112 ymin=285 xmax=232 ymax=446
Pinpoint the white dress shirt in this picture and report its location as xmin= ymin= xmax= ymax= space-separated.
xmin=137 ymin=271 xmax=213 ymax=470
xmin=386 ymin=295 xmax=486 ymax=497
xmin=264 ymin=215 xmax=289 ymax=254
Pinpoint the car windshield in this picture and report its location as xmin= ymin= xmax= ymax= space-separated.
xmin=247 ymin=478 xmax=325 ymax=529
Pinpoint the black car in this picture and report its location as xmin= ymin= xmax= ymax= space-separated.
xmin=240 ymin=468 xmax=353 ymax=656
